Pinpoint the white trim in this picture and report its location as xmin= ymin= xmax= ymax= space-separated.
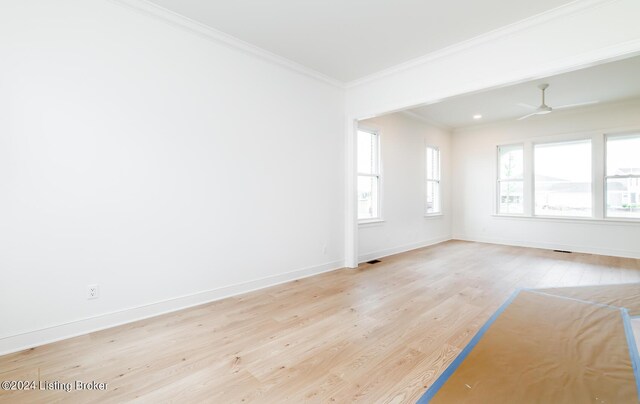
xmin=345 ymin=117 xmax=359 ymax=268
xmin=491 ymin=213 xmax=640 ymax=226
xmin=593 ymin=133 xmax=606 ymax=219
xmin=453 ymin=234 xmax=640 ymax=259
xmin=524 ymin=141 xmax=534 ymax=216
xmin=358 ymin=219 xmax=385 ymax=226
xmin=346 ymin=0 xmax=617 ymax=88
xmin=424 ymin=213 xmax=444 ymax=219
xmin=399 ymin=111 xmax=452 ymax=132
xmin=0 ymin=260 xmax=343 ymax=356
xmin=358 ymin=236 xmax=451 ymax=263
xmin=108 ymin=0 xmax=344 ymax=88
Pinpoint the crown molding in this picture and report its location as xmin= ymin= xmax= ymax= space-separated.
xmin=400 ymin=110 xmax=452 ymax=132
xmin=346 ymin=0 xmax=618 ymax=89
xmin=108 ymin=0 xmax=621 ymax=92
xmin=107 ymin=0 xmax=345 ymax=89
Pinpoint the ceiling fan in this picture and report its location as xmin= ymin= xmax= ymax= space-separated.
xmin=517 ymin=84 xmax=598 ymax=120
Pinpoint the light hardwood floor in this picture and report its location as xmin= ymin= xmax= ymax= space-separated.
xmin=1 ymin=241 xmax=640 ymax=403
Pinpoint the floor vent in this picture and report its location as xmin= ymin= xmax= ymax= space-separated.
xmin=553 ymin=250 xmax=572 ymax=253
xmin=367 ymin=259 xmax=382 ymax=264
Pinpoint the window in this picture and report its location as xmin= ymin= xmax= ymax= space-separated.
xmin=534 ymin=139 xmax=592 ymax=217
xmin=497 ymin=144 xmax=524 ymax=214
xmin=426 ymin=146 xmax=441 ymax=214
xmin=606 ymin=134 xmax=640 ymax=219
xmin=357 ymin=129 xmax=381 ymax=221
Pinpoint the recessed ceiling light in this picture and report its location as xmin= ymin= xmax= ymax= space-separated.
xmin=473 ymin=114 xmax=483 ymax=120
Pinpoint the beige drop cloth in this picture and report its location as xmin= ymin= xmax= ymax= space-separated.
xmin=424 ymin=286 xmax=639 ymax=403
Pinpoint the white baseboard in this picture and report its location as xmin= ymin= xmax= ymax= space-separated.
xmin=0 ymin=260 xmax=343 ymax=356
xmin=453 ymin=234 xmax=640 ymax=259
xmin=358 ymin=236 xmax=452 ymax=263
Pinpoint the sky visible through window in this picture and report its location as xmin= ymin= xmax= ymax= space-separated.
xmin=535 ymin=141 xmax=591 ymax=182
xmin=607 ymin=136 xmax=640 ymax=175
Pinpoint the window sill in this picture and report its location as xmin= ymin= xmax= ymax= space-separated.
xmin=492 ymin=214 xmax=640 ymax=226
xmin=424 ymin=213 xmax=444 ymax=219
xmin=358 ymin=219 xmax=385 ymax=227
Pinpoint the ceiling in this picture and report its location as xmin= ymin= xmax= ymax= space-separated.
xmin=407 ymin=55 xmax=640 ymax=129
xmin=145 ymin=0 xmax=573 ymax=82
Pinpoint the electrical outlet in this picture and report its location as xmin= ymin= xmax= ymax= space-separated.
xmin=87 ymin=284 xmax=99 ymax=300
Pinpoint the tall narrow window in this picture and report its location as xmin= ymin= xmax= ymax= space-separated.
xmin=606 ymin=134 xmax=640 ymax=219
xmin=357 ymin=129 xmax=381 ymax=221
xmin=534 ymin=139 xmax=592 ymax=217
xmin=497 ymin=144 xmax=524 ymax=214
xmin=426 ymin=146 xmax=441 ymax=214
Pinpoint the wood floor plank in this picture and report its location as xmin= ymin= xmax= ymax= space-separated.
xmin=1 ymin=240 xmax=639 ymax=403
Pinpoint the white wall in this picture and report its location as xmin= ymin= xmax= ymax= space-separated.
xmin=0 ymin=0 xmax=345 ymax=353
xmin=358 ymin=113 xmax=451 ymax=261
xmin=452 ymin=99 xmax=640 ymax=258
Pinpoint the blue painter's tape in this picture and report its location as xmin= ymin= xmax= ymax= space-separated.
xmin=416 ymin=289 xmax=521 ymax=404
xmin=539 ymin=281 xmax=640 ymax=289
xmin=621 ymin=308 xmax=640 ymax=402
xmin=526 ymin=289 xmax=622 ymax=311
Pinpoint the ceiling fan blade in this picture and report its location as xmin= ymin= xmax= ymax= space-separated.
xmin=517 ymin=102 xmax=538 ymax=110
xmin=554 ymin=100 xmax=599 ymax=110
xmin=517 ymin=112 xmax=539 ymax=121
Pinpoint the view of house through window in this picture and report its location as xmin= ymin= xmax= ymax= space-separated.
xmin=606 ymin=134 xmax=640 ymax=218
xmin=535 ymin=140 xmax=592 ymax=217
xmin=497 ymin=144 xmax=524 ymax=214
xmin=357 ymin=129 xmax=380 ymax=220
xmin=426 ymin=146 xmax=441 ymax=214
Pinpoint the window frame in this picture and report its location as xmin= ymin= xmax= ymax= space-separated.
xmin=604 ymin=133 xmax=640 ymax=221
xmin=494 ymin=129 xmax=640 ymax=224
xmin=357 ymin=127 xmax=383 ymax=224
xmin=532 ymin=138 xmax=594 ymax=219
xmin=425 ymin=145 xmax=442 ymax=216
xmin=496 ymin=143 xmax=525 ymax=216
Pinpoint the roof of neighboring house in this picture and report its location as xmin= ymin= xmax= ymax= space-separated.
xmin=607 ymin=182 xmax=629 ymax=191
xmin=615 ymin=168 xmax=640 ymax=175
xmin=536 ymin=181 xmax=628 ymax=192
